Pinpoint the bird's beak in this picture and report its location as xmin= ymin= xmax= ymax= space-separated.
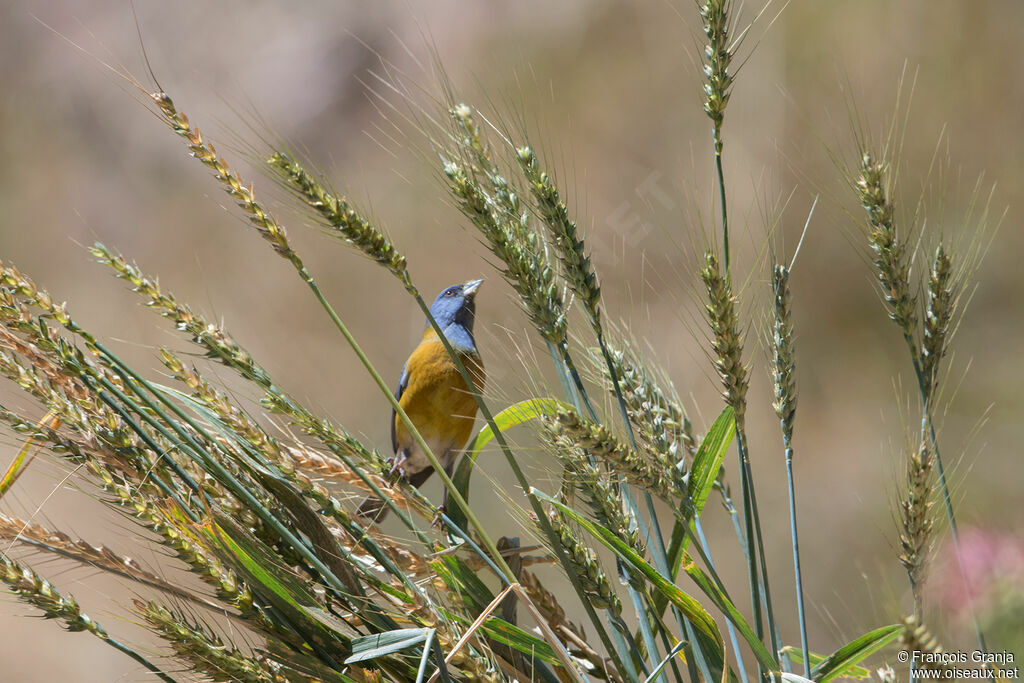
xmin=462 ymin=278 xmax=484 ymax=298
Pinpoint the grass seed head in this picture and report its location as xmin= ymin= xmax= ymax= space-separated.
xmin=268 ymin=152 xmax=413 ymax=293
xmin=701 ymin=0 xmax=735 ymax=140
xmin=856 ymin=153 xmax=918 ymax=337
xmin=899 ymin=441 xmax=935 ymax=604
xmin=701 ymin=251 xmax=748 ymax=423
xmin=544 ymin=508 xmax=622 ymax=616
xmin=771 ymin=264 xmax=797 ymax=442
xmin=517 ymin=145 xmax=603 ymax=328
xmin=921 ymin=244 xmax=954 ymax=400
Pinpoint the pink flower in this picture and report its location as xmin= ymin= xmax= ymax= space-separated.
xmin=931 ymin=527 xmax=1024 ymax=616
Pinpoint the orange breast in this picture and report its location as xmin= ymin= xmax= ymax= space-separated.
xmin=394 ymin=335 xmax=485 ymax=457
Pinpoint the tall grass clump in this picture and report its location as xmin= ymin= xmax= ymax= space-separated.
xmin=853 ymin=146 xmax=995 ymax=672
xmin=0 ymin=4 xmax=1002 ymax=682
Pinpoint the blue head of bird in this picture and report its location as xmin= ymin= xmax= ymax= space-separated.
xmin=428 ymin=279 xmax=483 ymax=351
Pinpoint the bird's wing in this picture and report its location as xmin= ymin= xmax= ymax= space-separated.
xmin=390 ymin=364 xmax=409 ymax=455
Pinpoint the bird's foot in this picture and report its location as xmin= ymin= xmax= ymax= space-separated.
xmin=386 ymin=457 xmax=406 ymax=481
xmin=431 ymin=504 xmax=447 ymax=529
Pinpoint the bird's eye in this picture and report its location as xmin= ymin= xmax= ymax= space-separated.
xmin=444 ymin=289 xmax=455 ymax=297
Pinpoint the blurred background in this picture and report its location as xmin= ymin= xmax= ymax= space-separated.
xmin=1 ymin=1 xmax=1021 ymax=679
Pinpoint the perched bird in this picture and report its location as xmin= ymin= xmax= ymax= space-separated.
xmin=357 ymin=279 xmax=485 ymax=521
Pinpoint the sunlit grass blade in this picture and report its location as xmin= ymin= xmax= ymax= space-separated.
xmin=809 ymin=625 xmax=901 ymax=683
xmin=678 ymin=553 xmax=778 ymax=672
xmin=660 ymin=406 xmax=736 ymax=608
xmin=0 ymin=410 xmax=58 ymax=500
xmin=779 ymin=647 xmax=870 ymax=680
xmin=346 ymin=628 xmax=432 ymax=664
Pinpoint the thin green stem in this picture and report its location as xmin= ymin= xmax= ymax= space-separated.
xmin=737 ymin=429 xmax=779 ymax=658
xmin=558 ymin=345 xmax=599 ymax=421
xmin=695 ymin=517 xmax=748 ymax=683
xmin=734 ymin=430 xmax=762 ymax=644
xmin=714 ymin=129 xmax=730 ymax=282
xmin=784 ymin=441 xmax=809 ymax=677
xmin=627 ymin=584 xmax=658 ymax=678
xmin=904 ymin=326 xmax=989 ymax=663
xmin=103 ymin=635 xmax=176 ymax=683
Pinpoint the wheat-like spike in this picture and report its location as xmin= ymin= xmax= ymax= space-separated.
xmin=701 ymin=0 xmax=735 ymax=138
xmin=0 ymin=551 xmax=109 ymax=635
xmin=0 ymin=328 xmax=180 ymax=489
xmin=139 ymin=600 xmax=281 ymax=683
xmin=0 ymin=320 xmax=91 ymax=408
xmin=0 ymin=263 xmax=221 ymax=496
xmin=0 ymin=512 xmax=186 ymax=596
xmin=517 ymin=145 xmax=602 ymax=327
xmin=0 ymin=555 xmax=173 ymax=680
xmin=899 ymin=615 xmax=948 ymax=671
xmin=445 ymin=107 xmax=569 ymax=347
xmin=92 ymin=245 xmax=384 ymax=475
xmin=543 ymin=509 xmax=622 ymax=616
xmin=551 ymin=410 xmax=678 ymax=506
xmin=92 ymin=244 xmax=274 ymax=384
xmin=545 ymin=431 xmax=646 ymax=558
xmin=700 ymin=252 xmax=749 ymax=424
xmin=771 ymin=265 xmax=797 ymax=441
xmin=595 ymin=344 xmax=697 ymax=481
xmin=899 ymin=441 xmax=935 ymax=608
xmin=856 ymin=153 xmax=918 ymax=339
xmin=160 ymin=351 xmax=273 ymax=452
xmin=444 ymin=158 xmax=568 ymax=346
xmin=268 ymin=152 xmax=413 ymax=293
xmin=921 ymin=245 xmax=954 ymax=401
xmin=89 ymin=461 xmax=256 ymax=614
xmin=149 ymin=92 xmax=306 ymax=276
xmin=0 ymin=405 xmax=82 ymax=458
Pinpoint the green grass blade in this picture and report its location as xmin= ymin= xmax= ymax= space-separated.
xmin=780 ymin=647 xmax=870 ymax=680
xmin=346 ymin=628 xmax=431 ymax=663
xmin=658 ymin=406 xmax=735 ymax=617
xmin=679 ymin=555 xmax=778 ymax=671
xmin=687 ymin=407 xmax=736 ymax=518
xmin=481 ymin=618 xmax=559 ymax=666
xmin=810 ymin=625 xmax=901 ymax=683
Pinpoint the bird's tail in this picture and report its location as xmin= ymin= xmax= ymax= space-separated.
xmin=356 ymin=496 xmax=389 ymax=522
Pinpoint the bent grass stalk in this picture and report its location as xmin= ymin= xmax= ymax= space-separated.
xmin=0 ymin=552 xmax=174 ymax=682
